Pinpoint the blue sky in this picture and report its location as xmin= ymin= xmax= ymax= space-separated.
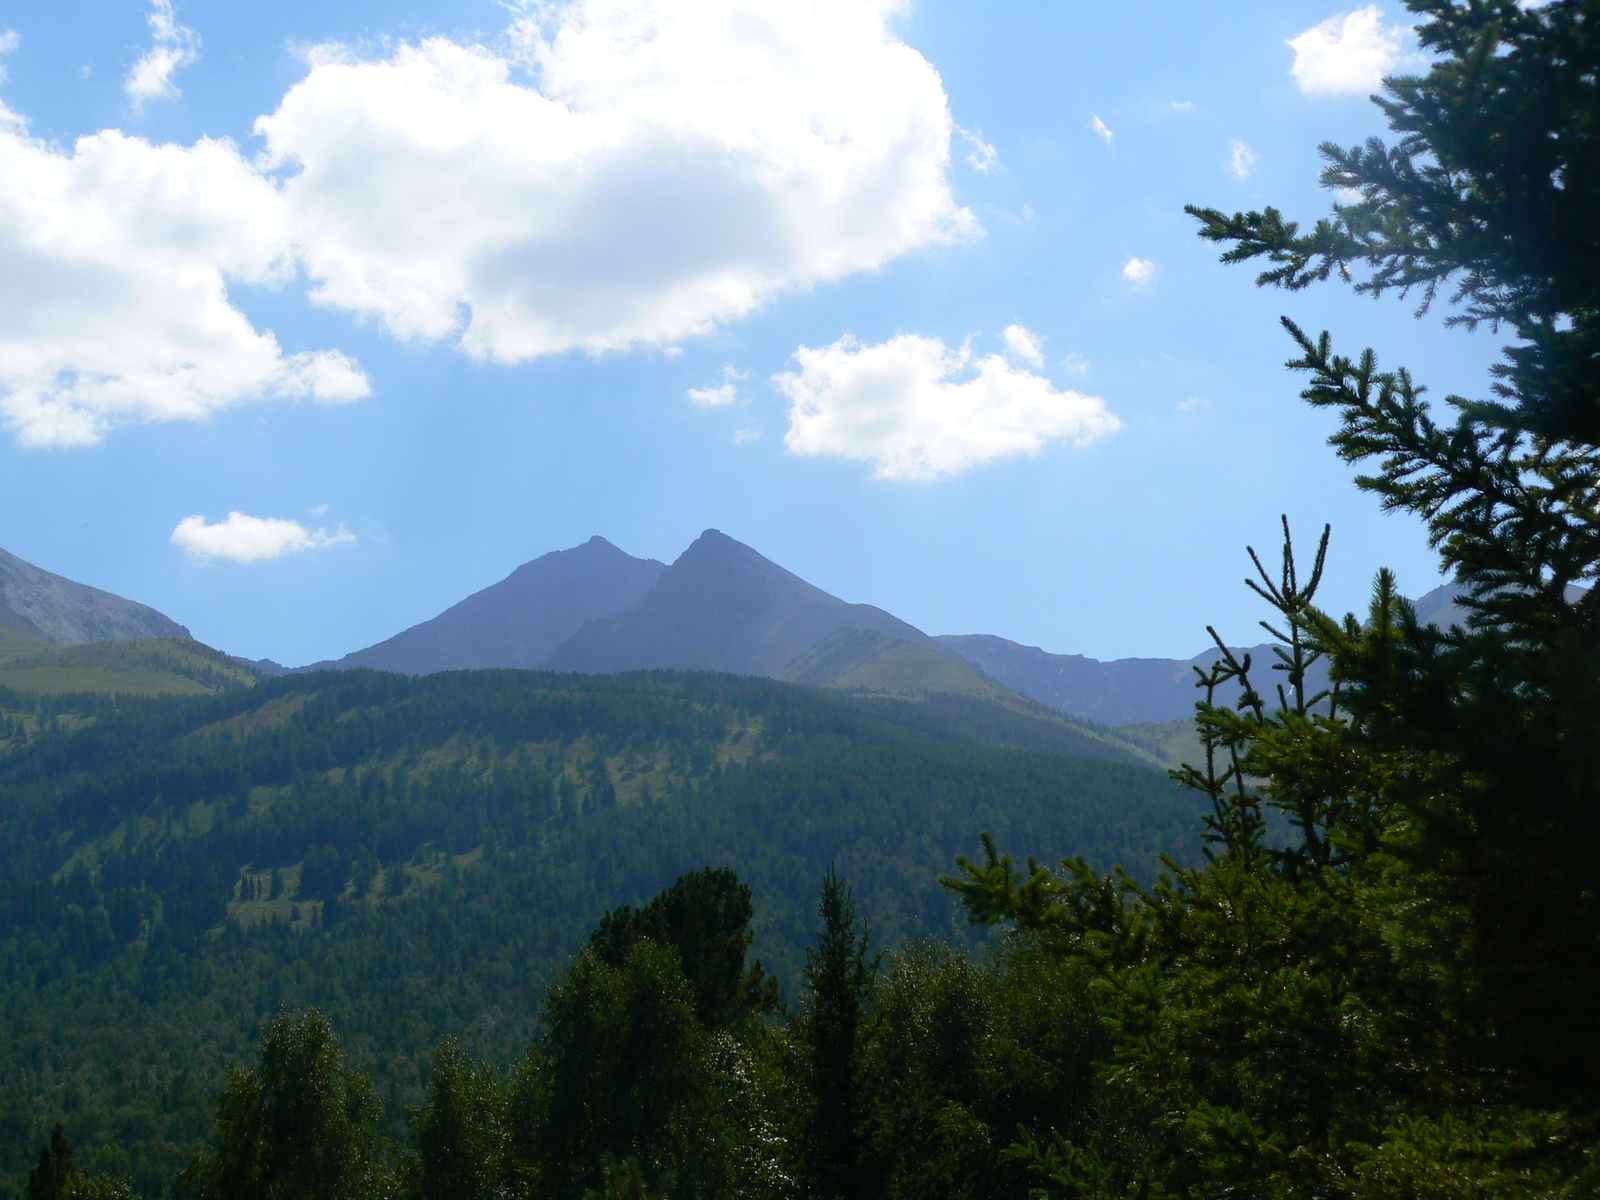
xmin=0 ymin=1 xmax=1498 ymax=664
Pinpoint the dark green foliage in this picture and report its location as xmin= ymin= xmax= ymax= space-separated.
xmin=1187 ymin=0 xmax=1600 ymax=444
xmin=405 ymin=1039 xmax=508 ymax=1200
xmin=25 ymin=1126 xmax=71 ymax=1200
xmin=859 ymin=941 xmax=1110 ymax=1200
xmin=20 ymin=1125 xmax=129 ymax=1200
xmin=522 ymin=940 xmax=710 ymax=1199
xmin=793 ymin=869 xmax=877 ymax=1200
xmin=0 ymin=668 xmax=1199 ymax=1195
xmin=1187 ymin=0 xmax=1600 ymax=1120
xmin=590 ymin=868 xmax=776 ymax=1029
xmin=180 ymin=1008 xmax=394 ymax=1200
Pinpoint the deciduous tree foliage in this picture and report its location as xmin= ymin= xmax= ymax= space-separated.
xmin=180 ymin=1009 xmax=394 ymax=1200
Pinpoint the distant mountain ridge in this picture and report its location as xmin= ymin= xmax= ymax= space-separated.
xmin=296 ymin=536 xmax=665 ymax=675
xmin=934 ymin=634 xmax=1274 ymax=726
xmin=0 ymin=547 xmax=189 ymax=646
xmin=296 ymin=533 xmax=1514 ymax=730
xmin=546 ymin=530 xmax=936 ymax=676
xmin=936 ymin=580 xmax=1480 ymax=726
xmin=308 ymin=529 xmax=1008 ymax=706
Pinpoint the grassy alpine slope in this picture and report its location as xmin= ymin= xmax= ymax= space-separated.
xmin=0 ymin=667 xmax=1200 ymax=1195
xmin=0 ymin=637 xmax=257 ymax=698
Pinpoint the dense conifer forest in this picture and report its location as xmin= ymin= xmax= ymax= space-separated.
xmin=0 ymin=669 xmax=1197 ymax=1196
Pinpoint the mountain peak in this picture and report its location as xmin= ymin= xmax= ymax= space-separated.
xmin=545 ymin=531 xmax=929 ymax=676
xmin=0 ymin=546 xmax=189 ymax=646
xmin=297 ymin=537 xmax=664 ymax=673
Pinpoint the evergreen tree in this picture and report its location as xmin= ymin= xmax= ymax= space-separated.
xmin=1186 ymin=0 xmax=1600 ymax=1114
xmin=794 ymin=868 xmax=877 ymax=1200
xmin=590 ymin=868 xmax=778 ymax=1030
xmin=22 ymin=1126 xmax=130 ymax=1200
xmin=25 ymin=1125 xmax=71 ymax=1200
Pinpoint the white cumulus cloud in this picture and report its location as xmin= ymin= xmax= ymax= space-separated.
xmin=688 ymin=364 xmax=744 ymax=407
xmin=1122 ymin=256 xmax=1155 ymax=287
xmin=172 ymin=512 xmax=355 ymax=563
xmin=1229 ymin=138 xmax=1256 ymax=179
xmin=1289 ymin=6 xmax=1410 ymax=96
xmin=1089 ymin=114 xmax=1113 ymax=144
xmin=0 ymin=107 xmax=368 ymax=447
xmin=258 ymin=0 xmax=974 ymax=362
xmin=126 ymin=1 xmax=200 ymax=107
xmin=0 ymin=0 xmax=969 ymax=448
xmin=776 ymin=329 xmax=1119 ymax=481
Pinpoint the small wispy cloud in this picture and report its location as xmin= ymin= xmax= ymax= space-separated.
xmin=1089 ymin=114 xmax=1113 ymax=144
xmin=687 ymin=364 xmax=746 ymax=408
xmin=960 ymin=127 xmax=999 ymax=173
xmin=1001 ymin=324 xmax=1045 ymax=368
xmin=173 ymin=512 xmax=354 ymax=563
xmin=125 ymin=0 xmax=200 ymax=107
xmin=1228 ymin=138 xmax=1257 ymax=180
xmin=1122 ymin=256 xmax=1156 ymax=287
xmin=0 ymin=29 xmax=19 ymax=82
xmin=1177 ymin=396 xmax=1211 ymax=412
xmin=1170 ymin=100 xmax=1194 ymax=112
xmin=1060 ymin=351 xmax=1091 ymax=376
xmin=733 ymin=428 xmax=762 ymax=444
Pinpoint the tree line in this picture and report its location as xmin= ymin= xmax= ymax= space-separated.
xmin=24 ymin=867 xmax=1112 ymax=1200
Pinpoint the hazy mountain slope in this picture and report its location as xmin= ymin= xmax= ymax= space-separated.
xmin=1409 ymin=579 xmax=1587 ymax=628
xmin=778 ymin=627 xmax=1014 ymax=699
xmin=0 ymin=547 xmax=190 ymax=645
xmin=1411 ymin=581 xmax=1470 ymax=628
xmin=935 ymin=634 xmax=1260 ymax=725
xmin=546 ymin=529 xmax=934 ymax=676
xmin=0 ymin=638 xmax=259 ymax=698
xmin=939 ymin=582 xmax=1493 ymax=726
xmin=298 ymin=536 xmax=665 ymax=673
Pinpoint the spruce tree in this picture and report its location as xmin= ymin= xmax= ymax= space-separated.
xmin=25 ymin=1125 xmax=72 ymax=1200
xmin=795 ymin=868 xmax=878 ymax=1200
xmin=589 ymin=867 xmax=777 ymax=1030
xmin=1186 ymin=0 xmax=1600 ymax=1112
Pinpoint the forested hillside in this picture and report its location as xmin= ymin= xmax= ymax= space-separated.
xmin=0 ymin=668 xmax=1197 ymax=1195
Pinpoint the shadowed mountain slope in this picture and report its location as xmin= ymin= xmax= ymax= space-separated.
xmin=298 ymin=536 xmax=665 ymax=674
xmin=0 ymin=547 xmax=190 ymax=645
xmin=545 ymin=529 xmax=935 ymax=677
